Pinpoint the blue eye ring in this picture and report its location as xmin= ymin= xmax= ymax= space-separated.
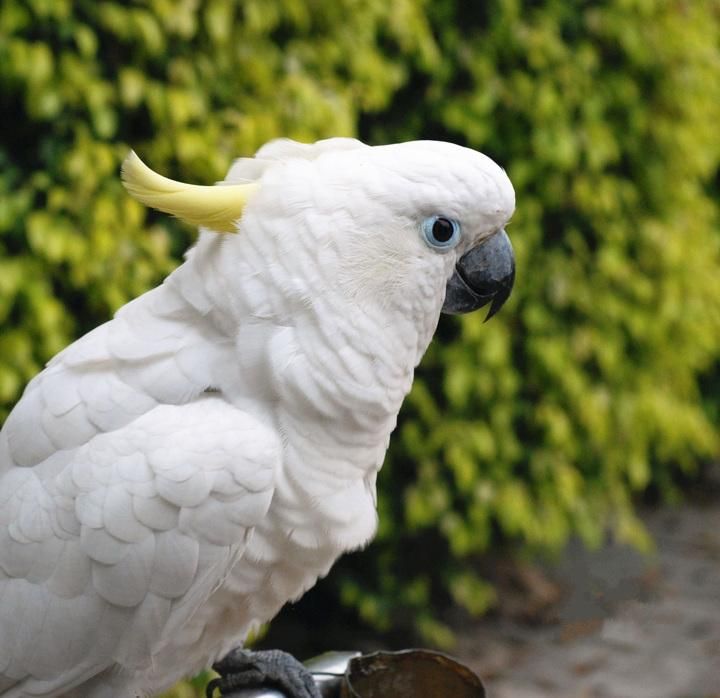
xmin=422 ymin=216 xmax=461 ymax=251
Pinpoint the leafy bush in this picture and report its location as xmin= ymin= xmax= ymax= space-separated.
xmin=337 ymin=0 xmax=720 ymax=641
xmin=2 ymin=0 xmax=719 ymax=659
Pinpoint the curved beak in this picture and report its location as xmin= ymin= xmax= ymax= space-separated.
xmin=442 ymin=229 xmax=515 ymax=319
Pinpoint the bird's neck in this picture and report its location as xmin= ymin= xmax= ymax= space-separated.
xmin=168 ymin=235 xmax=441 ymax=483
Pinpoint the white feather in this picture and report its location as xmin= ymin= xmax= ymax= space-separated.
xmin=48 ymin=323 xmax=112 ymax=369
xmin=155 ymin=472 xmax=212 ymax=508
xmin=148 ymin=531 xmax=199 ymax=599
xmin=132 ymin=494 xmax=178 ymax=531
xmin=40 ymin=401 xmax=97 ymax=452
xmin=0 ymin=137 xmax=516 ymax=697
xmin=41 ymin=369 xmax=83 ymax=417
xmin=115 ymin=593 xmax=172 ymax=667
xmin=102 ymin=485 xmax=150 ymax=543
xmin=81 ymin=526 xmax=130 ymax=565
xmin=91 ymin=535 xmax=155 ymax=607
xmin=45 ymin=542 xmax=92 ymax=599
xmin=4 ymin=389 xmax=56 ymax=467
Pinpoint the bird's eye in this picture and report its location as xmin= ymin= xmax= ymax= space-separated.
xmin=421 ymin=216 xmax=461 ymax=251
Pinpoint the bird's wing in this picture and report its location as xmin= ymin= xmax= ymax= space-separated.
xmin=0 ymin=397 xmax=278 ymax=697
xmin=1 ymin=282 xmax=235 ymax=473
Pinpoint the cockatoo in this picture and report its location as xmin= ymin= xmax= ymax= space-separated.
xmin=0 ymin=138 xmax=515 ymax=697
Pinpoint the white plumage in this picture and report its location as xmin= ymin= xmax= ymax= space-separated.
xmin=0 ymin=138 xmax=515 ymax=696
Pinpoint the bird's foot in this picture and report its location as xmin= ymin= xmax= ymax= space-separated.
xmin=207 ymin=648 xmax=321 ymax=698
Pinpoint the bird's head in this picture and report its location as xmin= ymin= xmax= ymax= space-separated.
xmin=122 ymin=139 xmax=515 ymax=330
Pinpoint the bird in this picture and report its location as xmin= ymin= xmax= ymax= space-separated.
xmin=0 ymin=137 xmax=515 ymax=697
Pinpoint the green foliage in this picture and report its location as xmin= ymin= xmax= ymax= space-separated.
xmin=344 ymin=0 xmax=720 ymax=643
xmin=2 ymin=0 xmax=720 ymax=666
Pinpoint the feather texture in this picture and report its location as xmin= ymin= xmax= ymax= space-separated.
xmin=0 ymin=399 xmax=277 ymax=696
xmin=0 ymin=137 xmax=515 ymax=696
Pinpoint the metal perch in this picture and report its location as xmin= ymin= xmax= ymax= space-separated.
xmin=218 ymin=649 xmax=486 ymax=698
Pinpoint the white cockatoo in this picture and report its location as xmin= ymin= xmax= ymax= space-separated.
xmin=0 ymin=138 xmax=515 ymax=697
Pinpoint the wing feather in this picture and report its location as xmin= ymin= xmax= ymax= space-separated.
xmin=0 ymin=398 xmax=278 ymax=695
xmin=149 ymin=531 xmax=199 ymax=599
xmin=2 ymin=282 xmax=235 ymax=475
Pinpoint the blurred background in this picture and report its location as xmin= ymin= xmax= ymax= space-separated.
xmin=1 ymin=1 xmax=720 ymax=696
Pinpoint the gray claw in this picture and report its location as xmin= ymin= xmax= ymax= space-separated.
xmin=209 ymin=648 xmax=321 ymax=698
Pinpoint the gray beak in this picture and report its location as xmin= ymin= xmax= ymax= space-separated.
xmin=442 ymin=229 xmax=515 ymax=319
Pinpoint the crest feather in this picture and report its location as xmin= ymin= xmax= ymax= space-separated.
xmin=121 ymin=151 xmax=257 ymax=233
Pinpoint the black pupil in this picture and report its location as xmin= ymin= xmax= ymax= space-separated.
xmin=432 ymin=218 xmax=454 ymax=243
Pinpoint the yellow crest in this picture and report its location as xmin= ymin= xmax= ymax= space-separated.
xmin=121 ymin=151 xmax=257 ymax=233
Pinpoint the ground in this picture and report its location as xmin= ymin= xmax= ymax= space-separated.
xmin=459 ymin=500 xmax=720 ymax=698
